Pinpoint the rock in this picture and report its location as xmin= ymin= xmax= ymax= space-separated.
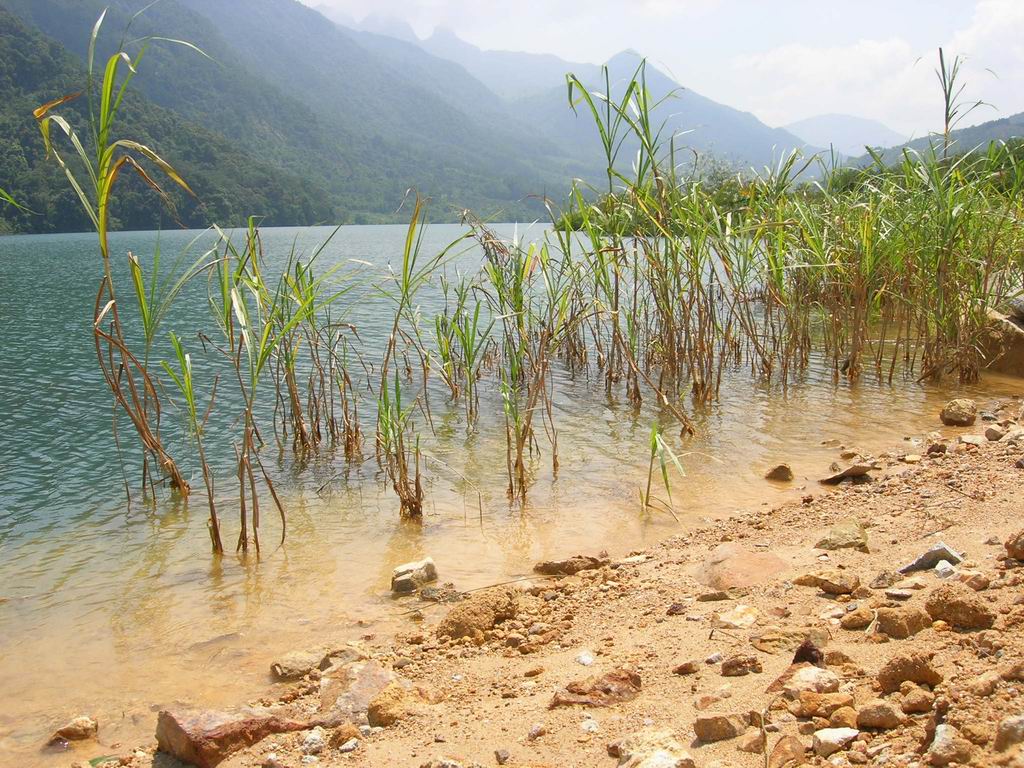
xmin=549 ymin=668 xmax=642 ymax=708
xmin=533 ymin=554 xmax=608 ymax=576
xmin=767 ymin=735 xmax=807 ymax=768
xmin=494 ymin=749 xmax=511 ymax=765
xmin=302 ymin=727 xmax=326 ymax=755
xmin=1006 ymin=530 xmax=1024 ymax=560
xmin=697 ymin=544 xmax=788 ymax=591
xmin=435 ymin=586 xmax=518 ymax=643
xmin=812 ymin=727 xmax=859 ymax=757
xmin=271 ymin=649 xmax=330 ymax=681
xmin=337 ymin=737 xmax=358 ymax=753
xmin=957 ymin=570 xmax=990 ymax=591
xmin=794 ymin=570 xmax=860 ymax=595
xmin=819 ymin=466 xmax=873 ymax=486
xmin=155 ymin=710 xmax=311 ymax=768
xmin=884 ymin=588 xmax=914 ymax=600
xmin=319 ymin=661 xmax=398 ymax=723
xmin=693 ymin=714 xmax=746 ymax=743
xmin=876 ymin=652 xmax=942 ymax=693
xmin=782 ymin=666 xmax=841 ymax=698
xmin=934 ymin=560 xmax=957 ymax=579
xmin=48 ymin=715 xmax=98 ymax=745
xmin=326 ymin=723 xmax=360 ymax=749
xmin=612 ymin=730 xmax=696 ymax=768
xmin=391 ymin=558 xmax=438 ymax=594
xmin=968 ymin=670 xmax=1001 ymax=697
xmin=898 ymin=542 xmax=963 ymax=574
xmin=960 ymin=433 xmax=986 ymax=447
xmin=721 ymin=655 xmax=763 ymax=677
xmin=987 ymin=425 xmax=1007 ymax=441
xmin=980 ymin=310 xmax=1024 ymax=376
xmin=829 ymin=707 xmax=857 ymax=729
xmin=788 ymin=691 xmax=855 ymax=718
xmin=576 ymin=650 xmax=596 ymax=666
xmin=900 ymin=685 xmax=934 ymax=714
xmin=875 ymin=606 xmax=931 ymax=639
xmin=856 ymin=700 xmax=904 ymax=730
xmin=995 ymin=715 xmax=1024 ymax=751
xmin=814 ymin=519 xmax=870 ymax=552
xmin=737 ymin=729 xmax=766 ymax=754
xmin=869 ymin=570 xmax=901 ymax=589
xmin=940 ymin=398 xmax=977 ymax=426
xmin=673 ymin=660 xmax=700 ymax=676
xmin=752 ymin=628 xmax=827 ymax=655
xmin=713 ymin=604 xmax=759 ymax=629
xmin=924 ymin=582 xmax=995 ymax=629
xmin=367 ymin=682 xmax=434 ymax=727
xmin=765 ymin=464 xmax=794 ymax=482
xmin=840 ymin=605 xmax=873 ymax=630
xmin=927 ymin=724 xmax=973 ymax=765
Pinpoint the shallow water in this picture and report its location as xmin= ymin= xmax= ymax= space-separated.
xmin=0 ymin=224 xmax=1020 ymax=765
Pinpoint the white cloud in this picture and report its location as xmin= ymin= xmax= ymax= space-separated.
xmin=732 ymin=0 xmax=1024 ymax=135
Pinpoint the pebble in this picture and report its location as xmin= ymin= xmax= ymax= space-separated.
xmin=576 ymin=651 xmax=595 ymax=666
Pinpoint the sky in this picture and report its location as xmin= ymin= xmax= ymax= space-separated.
xmin=301 ymin=0 xmax=1024 ymax=139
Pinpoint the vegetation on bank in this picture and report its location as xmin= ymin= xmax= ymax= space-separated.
xmin=11 ymin=6 xmax=1024 ymax=557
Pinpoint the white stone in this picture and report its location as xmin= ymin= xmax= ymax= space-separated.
xmin=813 ymin=727 xmax=859 ymax=757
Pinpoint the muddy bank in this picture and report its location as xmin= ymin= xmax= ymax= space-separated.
xmin=54 ymin=397 xmax=1024 ymax=768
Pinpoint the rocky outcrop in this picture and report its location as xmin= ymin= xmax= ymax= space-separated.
xmin=980 ymin=309 xmax=1024 ymax=377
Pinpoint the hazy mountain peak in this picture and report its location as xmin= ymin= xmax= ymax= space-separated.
xmin=785 ymin=113 xmax=906 ymax=158
xmin=358 ymin=12 xmax=419 ymax=42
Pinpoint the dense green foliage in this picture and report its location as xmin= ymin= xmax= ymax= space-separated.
xmin=0 ymin=5 xmax=334 ymax=233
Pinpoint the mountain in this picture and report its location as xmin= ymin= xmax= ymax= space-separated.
xmin=516 ymin=51 xmax=814 ymax=174
xmin=850 ymin=111 xmax=1024 ymax=166
xmin=0 ymin=4 xmax=332 ymax=234
xmin=419 ymin=26 xmax=600 ymax=101
xmin=784 ymin=114 xmax=906 ymax=158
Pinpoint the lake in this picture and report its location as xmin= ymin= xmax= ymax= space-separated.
xmin=0 ymin=224 xmax=1019 ymax=765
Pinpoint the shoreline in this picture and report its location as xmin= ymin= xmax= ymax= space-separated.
xmin=50 ymin=396 xmax=1024 ymax=768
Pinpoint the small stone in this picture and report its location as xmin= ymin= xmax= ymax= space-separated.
xmin=940 ymin=398 xmax=976 ymax=426
xmin=737 ymin=729 xmax=766 ymax=754
xmin=391 ymin=557 xmax=438 ymax=594
xmin=900 ymin=686 xmax=934 ymax=714
xmin=812 ymin=727 xmax=859 ymax=757
xmin=877 ymin=652 xmax=943 ymax=693
xmin=527 ymin=723 xmax=546 ymax=740
xmin=768 ymin=735 xmax=807 ymax=768
xmin=840 ymin=605 xmax=873 ymax=630
xmin=337 ymin=738 xmax=358 ymax=754
xmin=673 ymin=660 xmax=700 ymax=676
xmin=856 ymin=700 xmax=904 ymax=730
xmin=870 ymin=570 xmax=901 ymax=589
xmin=765 ymin=464 xmax=794 ymax=482
xmin=987 ymin=425 xmax=1007 ymax=441
xmin=794 ymin=570 xmax=860 ymax=595
xmin=898 ymin=543 xmax=963 ymax=574
xmin=494 ymin=749 xmax=510 ymax=765
xmin=576 ymin=651 xmax=595 ymax=666
xmin=927 ymin=724 xmax=973 ymax=765
xmin=884 ymin=589 xmax=914 ymax=601
xmin=721 ymin=655 xmax=763 ymax=677
xmin=875 ymin=606 xmax=931 ymax=639
xmin=1006 ymin=530 xmax=1024 ymax=560
xmin=815 ymin=520 xmax=870 ymax=551
xmin=302 ymin=727 xmax=326 ymax=755
xmin=48 ymin=715 xmax=98 ymax=745
xmin=995 ymin=715 xmax=1024 ymax=751
xmin=934 ymin=560 xmax=956 ymax=579
xmin=829 ymin=707 xmax=858 ymax=729
xmin=713 ymin=605 xmax=759 ymax=629
xmin=611 ymin=730 xmax=696 ymax=768
xmin=693 ymin=714 xmax=746 ymax=743
xmin=783 ymin=666 xmax=841 ymax=698
xmin=924 ymin=582 xmax=995 ymax=629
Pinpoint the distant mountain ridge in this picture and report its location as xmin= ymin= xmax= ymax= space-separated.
xmin=784 ymin=114 xmax=906 ymax=159
xmin=849 ymin=111 xmax=1024 ymax=166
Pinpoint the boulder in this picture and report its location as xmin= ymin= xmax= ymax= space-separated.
xmin=155 ymin=710 xmax=310 ymax=768
xmin=940 ymin=398 xmax=977 ymax=427
xmin=391 ymin=558 xmax=438 ymax=594
xmin=924 ymin=582 xmax=995 ymax=629
xmin=697 ymin=543 xmax=788 ymax=591
xmin=435 ymin=586 xmax=518 ymax=643
xmin=692 ymin=714 xmax=746 ymax=743
xmin=877 ymin=652 xmax=942 ymax=693
xmin=815 ymin=519 xmax=869 ymax=552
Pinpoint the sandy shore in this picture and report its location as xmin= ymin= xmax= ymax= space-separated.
xmin=58 ymin=397 xmax=1024 ymax=768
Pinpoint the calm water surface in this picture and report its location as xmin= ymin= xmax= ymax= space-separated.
xmin=0 ymin=224 xmax=1020 ymax=765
